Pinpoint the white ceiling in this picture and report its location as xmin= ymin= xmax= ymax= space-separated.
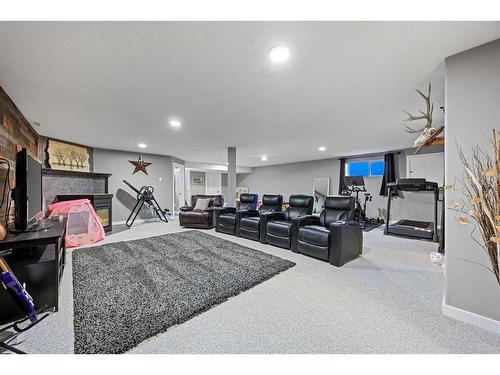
xmin=0 ymin=22 xmax=499 ymax=167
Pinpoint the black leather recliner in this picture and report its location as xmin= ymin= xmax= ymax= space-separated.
xmin=262 ymin=194 xmax=314 ymax=249
xmin=238 ymin=194 xmax=283 ymax=241
xmin=292 ymin=196 xmax=363 ymax=266
xmin=214 ymin=193 xmax=258 ymax=235
xmin=179 ymin=195 xmax=224 ymax=229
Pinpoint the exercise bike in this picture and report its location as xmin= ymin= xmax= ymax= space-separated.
xmin=123 ymin=180 xmax=169 ymax=227
xmin=343 ymin=175 xmax=384 ymax=227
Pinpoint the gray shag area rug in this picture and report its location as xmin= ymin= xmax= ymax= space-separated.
xmin=72 ymin=230 xmax=295 ymax=354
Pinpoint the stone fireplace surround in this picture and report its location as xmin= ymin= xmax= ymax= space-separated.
xmin=42 ymin=169 xmax=110 ymax=210
xmin=38 ymin=136 xmax=113 ymax=231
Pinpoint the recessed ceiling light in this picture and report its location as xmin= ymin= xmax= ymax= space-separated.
xmin=138 ymin=143 xmax=147 ymax=148
xmin=170 ymin=119 xmax=181 ymax=128
xmin=261 ymin=155 xmax=268 ymax=161
xmin=318 ymin=146 xmax=326 ymax=152
xmin=269 ymin=45 xmax=291 ymax=63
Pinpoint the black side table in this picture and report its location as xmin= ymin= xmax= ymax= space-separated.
xmin=0 ymin=219 xmax=66 ymax=324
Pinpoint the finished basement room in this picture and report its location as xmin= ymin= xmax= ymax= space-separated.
xmin=0 ymin=12 xmax=499 ymax=369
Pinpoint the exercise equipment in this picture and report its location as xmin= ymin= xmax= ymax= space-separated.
xmin=344 ymin=176 xmax=367 ymax=222
xmin=0 ymin=250 xmax=50 ymax=354
xmin=123 ymin=180 xmax=169 ymax=227
xmin=343 ymin=176 xmax=384 ymax=225
xmin=384 ymin=178 xmax=439 ymax=242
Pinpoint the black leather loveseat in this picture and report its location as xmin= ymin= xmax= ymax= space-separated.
xmin=292 ymin=195 xmax=362 ymax=266
xmin=238 ymin=194 xmax=283 ymax=241
xmin=262 ymin=194 xmax=313 ymax=249
xmin=214 ymin=193 xmax=258 ymax=235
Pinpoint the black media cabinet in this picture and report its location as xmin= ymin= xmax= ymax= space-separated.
xmin=0 ymin=219 xmax=66 ymax=324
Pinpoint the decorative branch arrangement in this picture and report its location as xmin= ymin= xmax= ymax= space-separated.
xmin=448 ymin=129 xmax=500 ymax=287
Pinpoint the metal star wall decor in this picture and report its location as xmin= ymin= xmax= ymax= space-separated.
xmin=129 ymin=155 xmax=152 ymax=175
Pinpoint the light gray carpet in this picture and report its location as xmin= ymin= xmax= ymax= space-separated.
xmin=7 ymin=222 xmax=500 ymax=354
xmin=71 ymin=230 xmax=295 ymax=354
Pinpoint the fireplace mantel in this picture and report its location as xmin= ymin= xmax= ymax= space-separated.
xmin=42 ymin=168 xmax=111 ymax=179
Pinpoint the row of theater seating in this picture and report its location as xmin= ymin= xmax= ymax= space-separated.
xmin=179 ymin=193 xmax=363 ymax=266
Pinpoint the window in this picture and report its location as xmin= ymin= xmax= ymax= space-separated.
xmin=347 ymin=161 xmax=369 ymax=177
xmin=370 ymin=160 xmax=385 ymax=176
xmin=346 ymin=160 xmax=385 ymax=177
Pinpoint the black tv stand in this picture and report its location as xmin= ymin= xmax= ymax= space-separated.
xmin=0 ymin=219 xmax=66 ymax=324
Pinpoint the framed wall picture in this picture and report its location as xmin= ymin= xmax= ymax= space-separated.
xmin=192 ymin=175 xmax=204 ymax=184
xmin=47 ymin=139 xmax=90 ymax=172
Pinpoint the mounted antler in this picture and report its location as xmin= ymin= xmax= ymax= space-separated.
xmin=403 ymin=82 xmax=434 ymax=133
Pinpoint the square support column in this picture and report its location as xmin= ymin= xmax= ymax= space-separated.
xmin=227 ymin=147 xmax=237 ymax=207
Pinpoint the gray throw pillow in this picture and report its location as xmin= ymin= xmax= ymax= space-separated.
xmin=193 ymin=198 xmax=211 ymax=211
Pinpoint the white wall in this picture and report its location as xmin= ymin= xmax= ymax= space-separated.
xmin=444 ymin=38 xmax=500 ymax=328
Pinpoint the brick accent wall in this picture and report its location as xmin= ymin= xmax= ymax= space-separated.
xmin=0 ymin=87 xmax=39 ymax=222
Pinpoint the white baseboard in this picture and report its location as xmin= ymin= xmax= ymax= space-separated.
xmin=442 ymin=297 xmax=500 ymax=334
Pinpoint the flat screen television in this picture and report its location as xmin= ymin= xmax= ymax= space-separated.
xmin=14 ymin=148 xmax=43 ymax=231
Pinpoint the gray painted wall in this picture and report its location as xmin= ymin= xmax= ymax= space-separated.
xmin=237 ymin=158 xmax=341 ymax=204
xmin=187 ymin=171 xmax=237 ymax=205
xmin=189 ymin=171 xmax=206 ymax=198
xmin=93 ymin=148 xmax=173 ymax=223
xmin=237 ymin=146 xmax=443 ymax=223
xmin=444 ymin=39 xmax=500 ymax=322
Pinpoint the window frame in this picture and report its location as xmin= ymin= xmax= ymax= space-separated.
xmin=345 ymin=159 xmax=385 ymax=178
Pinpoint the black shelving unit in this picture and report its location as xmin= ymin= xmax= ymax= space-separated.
xmin=0 ymin=219 xmax=66 ymax=324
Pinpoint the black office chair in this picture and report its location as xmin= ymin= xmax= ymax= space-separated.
xmin=238 ymin=194 xmax=283 ymax=241
xmin=214 ymin=193 xmax=258 ymax=235
xmin=261 ymin=194 xmax=313 ymax=249
xmin=292 ymin=195 xmax=363 ymax=266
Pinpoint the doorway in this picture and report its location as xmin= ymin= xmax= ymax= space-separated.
xmin=172 ymin=162 xmax=185 ymax=215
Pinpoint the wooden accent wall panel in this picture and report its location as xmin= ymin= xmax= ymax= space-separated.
xmin=0 ymin=87 xmax=39 ymax=221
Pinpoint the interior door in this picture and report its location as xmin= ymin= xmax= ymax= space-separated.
xmin=205 ymin=172 xmax=222 ymax=195
xmin=407 ymin=152 xmax=444 ymax=184
xmin=184 ymin=169 xmax=191 ymax=205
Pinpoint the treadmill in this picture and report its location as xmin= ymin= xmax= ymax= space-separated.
xmin=384 ymin=178 xmax=439 ymax=242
